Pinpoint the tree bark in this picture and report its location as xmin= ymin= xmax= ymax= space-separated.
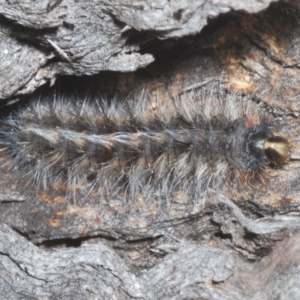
xmin=1 ymin=0 xmax=300 ymax=299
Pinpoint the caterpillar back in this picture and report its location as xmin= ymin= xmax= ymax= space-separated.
xmin=0 ymin=87 xmax=291 ymax=202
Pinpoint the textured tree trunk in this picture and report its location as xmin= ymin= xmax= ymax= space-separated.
xmin=1 ymin=0 xmax=300 ymax=299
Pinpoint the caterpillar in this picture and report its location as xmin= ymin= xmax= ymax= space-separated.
xmin=0 ymin=86 xmax=291 ymax=202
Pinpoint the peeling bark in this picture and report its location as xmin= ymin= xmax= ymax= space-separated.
xmin=0 ymin=0 xmax=276 ymax=99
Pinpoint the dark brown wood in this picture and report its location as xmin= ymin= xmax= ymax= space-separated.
xmin=1 ymin=0 xmax=300 ymax=299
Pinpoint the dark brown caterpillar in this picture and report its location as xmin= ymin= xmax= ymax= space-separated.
xmin=0 ymin=87 xmax=291 ymax=201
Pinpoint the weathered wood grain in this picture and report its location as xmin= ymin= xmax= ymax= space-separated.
xmin=1 ymin=222 xmax=300 ymax=299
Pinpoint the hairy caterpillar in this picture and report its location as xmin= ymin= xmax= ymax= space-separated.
xmin=0 ymin=86 xmax=291 ymax=202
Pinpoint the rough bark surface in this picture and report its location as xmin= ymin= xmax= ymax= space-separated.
xmin=1 ymin=0 xmax=300 ymax=299
xmin=0 ymin=0 xmax=275 ymax=99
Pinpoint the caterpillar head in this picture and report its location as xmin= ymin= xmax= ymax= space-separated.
xmin=250 ymin=133 xmax=291 ymax=167
xmin=245 ymin=121 xmax=291 ymax=170
xmin=264 ymin=136 xmax=291 ymax=166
